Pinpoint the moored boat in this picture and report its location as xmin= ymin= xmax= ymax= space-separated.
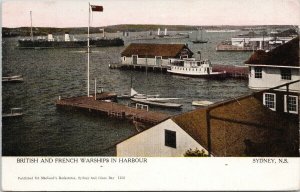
xmin=2 ymin=108 xmax=23 ymax=118
xmin=18 ymin=11 xmax=124 ymax=49
xmin=18 ymin=37 xmax=124 ymax=49
xmin=131 ymin=98 xmax=182 ymax=109
xmin=2 ymin=75 xmax=24 ymax=83
xmin=130 ymin=88 xmax=182 ymax=109
xmin=192 ymin=100 xmax=214 ymax=106
xmin=167 ymin=58 xmax=226 ymax=78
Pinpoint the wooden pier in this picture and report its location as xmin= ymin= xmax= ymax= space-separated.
xmin=55 ymin=94 xmax=171 ymax=125
xmin=109 ymin=63 xmax=168 ymax=72
xmin=212 ymin=64 xmax=249 ymax=79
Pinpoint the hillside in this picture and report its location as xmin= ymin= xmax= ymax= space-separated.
xmin=2 ymin=24 xmax=296 ymax=37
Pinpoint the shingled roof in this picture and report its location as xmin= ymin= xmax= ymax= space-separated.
xmin=172 ymin=93 xmax=298 ymax=157
xmin=244 ymin=36 xmax=299 ymax=67
xmin=121 ymin=43 xmax=193 ymax=58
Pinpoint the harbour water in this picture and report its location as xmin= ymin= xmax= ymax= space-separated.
xmin=2 ymin=31 xmax=254 ymax=156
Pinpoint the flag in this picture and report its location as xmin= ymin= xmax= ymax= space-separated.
xmin=90 ymin=5 xmax=103 ymax=12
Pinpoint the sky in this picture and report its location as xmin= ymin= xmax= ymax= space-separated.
xmin=1 ymin=0 xmax=300 ymax=28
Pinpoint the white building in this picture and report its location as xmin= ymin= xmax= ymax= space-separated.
xmin=245 ymin=36 xmax=299 ymax=115
xmin=116 ymin=119 xmax=207 ymax=157
xmin=120 ymin=43 xmax=194 ymax=67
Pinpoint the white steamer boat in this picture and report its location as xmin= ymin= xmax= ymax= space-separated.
xmin=167 ymin=58 xmax=226 ymax=78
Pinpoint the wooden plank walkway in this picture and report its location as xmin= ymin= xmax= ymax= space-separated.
xmin=55 ymin=95 xmax=171 ymax=125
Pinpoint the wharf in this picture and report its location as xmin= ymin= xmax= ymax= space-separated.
xmin=55 ymin=94 xmax=171 ymax=125
xmin=109 ymin=63 xmax=168 ymax=72
xmin=216 ymin=44 xmax=255 ymax=51
xmin=109 ymin=63 xmax=249 ymax=79
xmin=212 ymin=64 xmax=249 ymax=79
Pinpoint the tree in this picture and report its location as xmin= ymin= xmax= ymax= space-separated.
xmin=184 ymin=148 xmax=208 ymax=157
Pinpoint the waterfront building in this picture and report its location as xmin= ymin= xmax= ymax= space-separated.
xmin=216 ymin=29 xmax=298 ymax=51
xmin=116 ymin=88 xmax=299 ymax=157
xmin=120 ymin=43 xmax=193 ymax=66
xmin=117 ymin=119 xmax=208 ymax=157
xmin=245 ymin=36 xmax=299 ymax=115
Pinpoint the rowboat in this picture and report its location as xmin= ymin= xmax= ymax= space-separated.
xmin=192 ymin=100 xmax=214 ymax=106
xmin=2 ymin=75 xmax=24 ymax=83
xmin=2 ymin=108 xmax=23 ymax=118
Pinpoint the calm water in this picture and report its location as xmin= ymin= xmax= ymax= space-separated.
xmin=2 ymin=31 xmax=253 ymax=156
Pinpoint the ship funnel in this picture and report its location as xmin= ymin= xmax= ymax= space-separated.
xmin=157 ymin=28 xmax=160 ymax=35
xmin=100 ymin=28 xmax=105 ymax=38
xmin=164 ymin=28 xmax=167 ymax=36
xmin=64 ymin=33 xmax=70 ymax=41
xmin=47 ymin=33 xmax=54 ymax=41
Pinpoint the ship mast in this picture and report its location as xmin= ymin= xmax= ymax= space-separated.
xmin=30 ymin=11 xmax=33 ymax=41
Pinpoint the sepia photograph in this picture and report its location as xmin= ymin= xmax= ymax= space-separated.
xmin=1 ymin=0 xmax=299 ymax=190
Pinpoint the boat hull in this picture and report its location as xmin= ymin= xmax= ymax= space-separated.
xmin=167 ymin=70 xmax=226 ymax=79
xmin=17 ymin=38 xmax=124 ymax=49
xmin=192 ymin=40 xmax=208 ymax=44
xmin=2 ymin=75 xmax=24 ymax=83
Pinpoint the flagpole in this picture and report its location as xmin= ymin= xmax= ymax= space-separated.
xmin=87 ymin=2 xmax=90 ymax=97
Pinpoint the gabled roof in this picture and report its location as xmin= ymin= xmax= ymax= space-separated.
xmin=244 ymin=36 xmax=299 ymax=67
xmin=121 ymin=43 xmax=193 ymax=57
xmin=172 ymin=91 xmax=298 ymax=157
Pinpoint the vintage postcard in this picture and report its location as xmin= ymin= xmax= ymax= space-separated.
xmin=1 ymin=0 xmax=299 ymax=191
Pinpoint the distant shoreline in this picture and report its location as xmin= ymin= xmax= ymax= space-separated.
xmin=2 ymin=24 xmax=296 ymax=37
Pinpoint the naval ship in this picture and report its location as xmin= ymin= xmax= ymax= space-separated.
xmin=18 ymin=32 xmax=124 ymax=49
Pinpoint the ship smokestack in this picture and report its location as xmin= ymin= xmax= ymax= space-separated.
xmin=47 ymin=33 xmax=54 ymax=41
xmin=157 ymin=28 xmax=160 ymax=35
xmin=64 ymin=32 xmax=70 ymax=41
xmin=164 ymin=28 xmax=167 ymax=36
xmin=100 ymin=28 xmax=105 ymax=38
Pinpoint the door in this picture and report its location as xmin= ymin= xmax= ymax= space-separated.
xmin=132 ymin=55 xmax=138 ymax=64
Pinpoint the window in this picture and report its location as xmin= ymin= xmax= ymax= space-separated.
xmin=281 ymin=68 xmax=291 ymax=80
xmin=284 ymin=95 xmax=298 ymax=114
xmin=180 ymin=55 xmax=188 ymax=59
xmin=165 ymin=130 xmax=176 ymax=148
xmin=123 ymin=56 xmax=126 ymax=61
xmin=254 ymin=67 xmax=262 ymax=78
xmin=263 ymin=93 xmax=276 ymax=111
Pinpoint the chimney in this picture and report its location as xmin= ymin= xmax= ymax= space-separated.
xmin=47 ymin=33 xmax=54 ymax=41
xmin=64 ymin=33 xmax=70 ymax=41
xmin=164 ymin=28 xmax=167 ymax=36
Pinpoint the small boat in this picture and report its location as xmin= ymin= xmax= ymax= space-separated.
xmin=131 ymin=98 xmax=182 ymax=109
xmin=2 ymin=108 xmax=23 ymax=118
xmin=2 ymin=75 xmax=24 ymax=83
xmin=130 ymin=88 xmax=180 ymax=101
xmin=130 ymin=88 xmax=182 ymax=108
xmin=167 ymin=58 xmax=226 ymax=78
xmin=192 ymin=100 xmax=214 ymax=106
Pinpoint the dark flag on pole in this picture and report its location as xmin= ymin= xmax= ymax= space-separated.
xmin=91 ymin=5 xmax=103 ymax=12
